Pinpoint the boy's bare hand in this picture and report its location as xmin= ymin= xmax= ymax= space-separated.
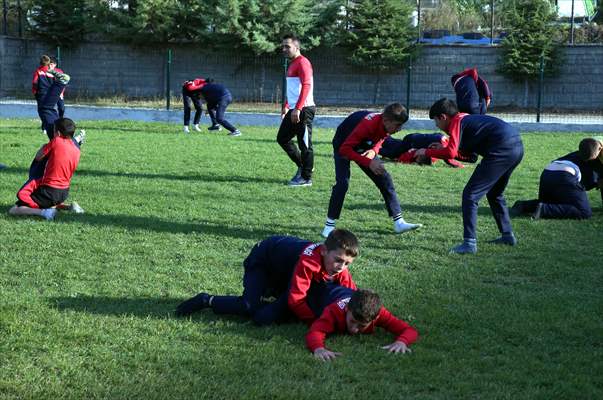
xmin=361 ymin=149 xmax=376 ymax=159
xmin=369 ymin=158 xmax=385 ymax=175
xmin=382 ymin=341 xmax=411 ymax=354
xmin=313 ymin=347 xmax=342 ymax=362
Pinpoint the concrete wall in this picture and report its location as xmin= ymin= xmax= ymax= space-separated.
xmin=1 ymin=36 xmax=602 ymax=110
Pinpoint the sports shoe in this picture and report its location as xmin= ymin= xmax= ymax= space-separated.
xmin=393 ymin=220 xmax=422 ymax=233
xmin=288 ymin=176 xmax=312 ymax=187
xmin=175 ymin=292 xmax=212 ymax=317
xmin=51 ymin=70 xmax=70 ymax=85
xmin=321 ymin=225 xmax=335 ymax=238
xmin=40 ymin=208 xmax=57 ymax=221
xmin=0 ymin=163 xmax=7 ymax=170
xmin=74 ymin=129 xmax=86 ymax=145
xmin=193 ymin=124 xmax=202 ymax=132
xmin=183 ymin=126 xmax=190 ymax=133
xmin=488 ymin=234 xmax=517 ymax=246
xmin=228 ymin=130 xmax=242 ymax=137
xmin=70 ymin=202 xmax=85 ymax=214
xmin=207 ymin=125 xmax=222 ymax=131
xmin=449 ymin=240 xmax=477 ymax=255
xmin=290 ymin=167 xmax=302 ymax=182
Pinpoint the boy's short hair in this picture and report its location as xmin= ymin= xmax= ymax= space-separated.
xmin=429 ymin=98 xmax=459 ymax=119
xmin=40 ymin=55 xmax=51 ymax=66
xmin=49 ymin=56 xmax=58 ymax=65
xmin=282 ymin=33 xmax=300 ymax=47
xmin=54 ymin=118 xmax=76 ymax=138
xmin=578 ymin=138 xmax=601 ymax=161
xmin=382 ymin=103 xmax=409 ymax=124
xmin=324 ymin=229 xmax=359 ymax=257
xmin=348 ymin=289 xmax=382 ymax=323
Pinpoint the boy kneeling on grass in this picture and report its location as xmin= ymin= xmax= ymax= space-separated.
xmin=307 ymin=288 xmax=418 ymax=361
xmin=9 ymin=118 xmax=83 ymax=221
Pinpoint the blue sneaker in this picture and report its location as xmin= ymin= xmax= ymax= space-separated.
xmin=40 ymin=208 xmax=57 ymax=221
xmin=449 ymin=239 xmax=477 ymax=255
xmin=488 ymin=233 xmax=517 ymax=246
xmin=228 ymin=130 xmax=242 ymax=137
xmin=288 ymin=176 xmax=312 ymax=187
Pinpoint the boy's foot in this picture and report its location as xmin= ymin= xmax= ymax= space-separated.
xmin=51 ymin=70 xmax=70 ymax=85
xmin=321 ymin=225 xmax=335 ymax=238
xmin=40 ymin=208 xmax=58 ymax=221
xmin=228 ymin=130 xmax=242 ymax=137
xmin=74 ymin=129 xmax=86 ymax=145
xmin=449 ymin=240 xmax=477 ymax=255
xmin=193 ymin=124 xmax=202 ymax=132
xmin=290 ymin=167 xmax=302 ymax=183
xmin=393 ymin=220 xmax=422 ymax=233
xmin=288 ymin=176 xmax=312 ymax=187
xmin=207 ymin=125 xmax=222 ymax=131
xmin=70 ymin=202 xmax=85 ymax=214
xmin=0 ymin=163 xmax=6 ymax=170
xmin=175 ymin=292 xmax=211 ymax=317
xmin=183 ymin=126 xmax=190 ymax=133
xmin=532 ymin=203 xmax=543 ymax=220
xmin=488 ymin=233 xmax=517 ymax=246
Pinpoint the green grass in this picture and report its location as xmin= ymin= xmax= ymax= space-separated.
xmin=0 ymin=118 xmax=602 ymax=399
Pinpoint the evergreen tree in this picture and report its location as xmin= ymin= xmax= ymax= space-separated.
xmin=26 ymin=0 xmax=90 ymax=46
xmin=497 ymin=0 xmax=562 ymax=80
xmin=346 ymin=0 xmax=418 ymax=70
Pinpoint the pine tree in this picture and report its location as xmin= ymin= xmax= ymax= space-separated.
xmin=26 ymin=0 xmax=90 ymax=46
xmin=497 ymin=0 xmax=562 ymax=80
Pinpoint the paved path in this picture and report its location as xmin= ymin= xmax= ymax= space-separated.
xmin=1 ymin=101 xmax=601 ymax=133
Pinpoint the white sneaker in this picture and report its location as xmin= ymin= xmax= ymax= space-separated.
xmin=321 ymin=225 xmax=335 ymax=238
xmin=74 ymin=129 xmax=86 ymax=145
xmin=394 ymin=220 xmax=422 ymax=233
xmin=193 ymin=124 xmax=202 ymax=132
xmin=183 ymin=126 xmax=190 ymax=133
xmin=70 ymin=202 xmax=85 ymax=214
xmin=229 ymin=130 xmax=242 ymax=137
xmin=41 ymin=208 xmax=57 ymax=221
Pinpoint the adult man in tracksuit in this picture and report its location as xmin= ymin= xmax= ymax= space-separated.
xmin=415 ymin=98 xmax=523 ymax=254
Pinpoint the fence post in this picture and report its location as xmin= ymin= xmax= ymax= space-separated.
xmin=3 ymin=0 xmax=8 ymax=36
xmin=281 ymin=57 xmax=288 ymax=110
xmin=406 ymin=58 xmax=412 ymax=113
xmin=416 ymin=0 xmax=421 ymax=43
xmin=166 ymin=49 xmax=172 ymax=110
xmin=56 ymin=46 xmax=61 ymax=65
xmin=490 ymin=0 xmax=495 ymax=45
xmin=536 ymin=54 xmax=544 ymax=123
xmin=17 ymin=0 xmax=22 ymax=37
xmin=570 ymin=0 xmax=575 ymax=45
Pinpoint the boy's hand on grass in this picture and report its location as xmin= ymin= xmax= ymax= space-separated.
xmin=313 ymin=347 xmax=342 ymax=362
xmin=414 ymin=148 xmax=427 ymax=157
xmin=382 ymin=341 xmax=411 ymax=354
xmin=369 ymin=158 xmax=385 ymax=175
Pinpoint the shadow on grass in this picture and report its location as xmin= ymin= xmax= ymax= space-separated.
xmin=347 ymin=202 xmax=496 ymax=216
xmin=1 ymin=166 xmax=284 ymax=185
xmin=63 ymin=213 xmax=277 ymax=239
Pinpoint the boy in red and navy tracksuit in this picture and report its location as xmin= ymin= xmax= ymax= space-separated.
xmin=306 ymin=288 xmax=418 ymax=362
xmin=321 ymin=103 xmax=422 ymax=238
xmin=176 ymin=229 xmax=359 ymax=326
xmin=182 ymin=78 xmax=206 ymax=132
xmin=200 ymin=82 xmax=241 ymax=136
xmin=9 ymin=118 xmax=81 ymax=221
xmin=415 ymin=98 xmax=523 ymax=254
xmin=32 ymin=55 xmax=68 ymax=138
xmin=287 ymin=229 xmax=359 ymax=325
xmin=451 ymin=67 xmax=492 ymax=115
xmin=379 ymin=132 xmax=477 ymax=167
xmin=277 ymin=34 xmax=316 ymax=186
xmin=510 ymin=138 xmax=603 ymax=219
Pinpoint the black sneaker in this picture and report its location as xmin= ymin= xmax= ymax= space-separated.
xmin=488 ymin=233 xmax=517 ymax=246
xmin=207 ymin=125 xmax=222 ymax=131
xmin=175 ymin=292 xmax=211 ymax=316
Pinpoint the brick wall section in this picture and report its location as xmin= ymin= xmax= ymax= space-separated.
xmin=1 ymin=37 xmax=602 ymax=110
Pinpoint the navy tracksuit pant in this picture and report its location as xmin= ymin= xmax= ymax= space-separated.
xmin=462 ymin=137 xmax=524 ymax=240
xmin=328 ymin=142 xmax=402 ymax=220
xmin=379 ymin=133 xmax=445 ymax=159
xmin=277 ymin=107 xmax=316 ymax=180
xmin=37 ymin=80 xmax=67 ymax=140
xmin=209 ymin=237 xmax=310 ymax=326
xmin=537 ymin=169 xmax=592 ymax=219
xmin=182 ymin=89 xmax=203 ymax=126
xmin=206 ymin=93 xmax=236 ymax=132
xmin=455 ymin=75 xmax=487 ymax=115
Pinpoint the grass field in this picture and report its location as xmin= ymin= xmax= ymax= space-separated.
xmin=1 ymin=118 xmax=602 ymax=399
